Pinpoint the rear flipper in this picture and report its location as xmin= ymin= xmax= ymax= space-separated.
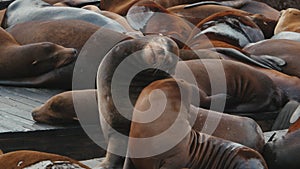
xmin=184 ymin=0 xmax=250 ymax=9
xmin=214 ymin=47 xmax=286 ymax=71
xmin=272 ymin=100 xmax=300 ymax=130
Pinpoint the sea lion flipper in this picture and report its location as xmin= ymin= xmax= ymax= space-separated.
xmin=250 ymin=54 xmax=285 ymax=71
xmin=272 ymin=100 xmax=300 ymax=130
xmin=184 ymin=0 xmax=250 ymax=9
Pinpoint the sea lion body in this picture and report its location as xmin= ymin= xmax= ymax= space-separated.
xmin=3 ymin=20 xmax=129 ymax=89
xmin=244 ymin=39 xmax=300 ymax=78
xmin=0 ymin=27 xmax=77 ymax=79
xmin=128 ymin=78 xmax=267 ymax=169
xmin=4 ymin=0 xmax=126 ymax=32
xmin=97 ymin=35 xmax=179 ymax=168
xmin=176 ymin=59 xmax=287 ymax=113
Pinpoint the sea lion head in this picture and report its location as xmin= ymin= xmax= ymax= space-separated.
xmin=140 ymin=35 xmax=179 ymax=74
xmin=30 ymin=42 xmax=77 ymax=69
xmin=31 ymin=92 xmax=77 ymax=124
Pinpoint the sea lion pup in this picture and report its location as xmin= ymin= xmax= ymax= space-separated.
xmin=97 ymin=35 xmax=179 ymax=168
xmin=32 ymin=89 xmax=97 ymax=124
xmin=263 ymin=129 xmax=300 ymax=169
xmin=0 ymin=27 xmax=77 ymax=79
xmin=126 ymin=78 xmax=268 ymax=169
xmin=0 ymin=150 xmax=90 ymax=169
xmin=274 ymin=8 xmax=300 ymax=34
xmin=4 ymin=0 xmax=126 ymax=33
xmin=244 ymin=39 xmax=300 ymax=78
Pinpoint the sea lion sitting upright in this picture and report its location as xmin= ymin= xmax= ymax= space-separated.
xmin=127 ymin=78 xmax=268 ymax=169
xmin=0 ymin=27 xmax=77 ymax=79
xmin=97 ymin=35 xmax=179 ymax=168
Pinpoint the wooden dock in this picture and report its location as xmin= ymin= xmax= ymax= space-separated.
xmin=0 ymin=85 xmax=106 ymax=160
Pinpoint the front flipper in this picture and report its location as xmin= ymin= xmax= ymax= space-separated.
xmin=214 ymin=47 xmax=286 ymax=71
xmin=250 ymin=55 xmax=286 ymax=71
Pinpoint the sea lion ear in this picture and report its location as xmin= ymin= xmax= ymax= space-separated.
xmin=0 ymin=149 xmax=3 ymax=155
xmin=50 ymin=96 xmax=64 ymax=112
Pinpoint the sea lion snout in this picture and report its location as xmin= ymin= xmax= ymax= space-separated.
xmin=54 ymin=47 xmax=78 ymax=68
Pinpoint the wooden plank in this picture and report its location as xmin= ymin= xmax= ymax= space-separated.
xmin=0 ymin=126 xmax=106 ymax=160
xmin=81 ymin=158 xmax=104 ymax=168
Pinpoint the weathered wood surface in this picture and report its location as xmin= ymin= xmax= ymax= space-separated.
xmin=0 ymin=85 xmax=105 ymax=160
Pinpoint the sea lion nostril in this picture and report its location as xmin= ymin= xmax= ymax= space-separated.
xmin=72 ymin=49 xmax=78 ymax=55
xmin=31 ymin=111 xmax=38 ymax=119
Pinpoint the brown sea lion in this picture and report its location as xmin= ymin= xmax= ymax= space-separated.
xmin=4 ymin=0 xmax=126 ymax=33
xmin=0 ymin=27 xmax=77 ymax=79
xmin=184 ymin=0 xmax=280 ymax=20
xmin=185 ymin=11 xmax=264 ymax=50
xmin=3 ymin=20 xmax=130 ymax=89
xmin=32 ymin=89 xmax=97 ymax=124
xmin=244 ymin=39 xmax=300 ymax=78
xmin=97 ymin=35 xmax=179 ymax=168
xmin=100 ymin=0 xmax=200 ymax=15
xmin=167 ymin=4 xmax=277 ymax=38
xmin=274 ymin=8 xmax=300 ymax=34
xmin=263 ymin=129 xmax=300 ymax=169
xmin=190 ymin=105 xmax=265 ymax=152
xmin=31 ymin=87 xmax=265 ymax=152
xmin=175 ymin=59 xmax=288 ymax=113
xmin=126 ymin=0 xmax=193 ymax=48
xmin=127 ymin=78 xmax=268 ymax=169
xmin=0 ymin=150 xmax=90 ymax=169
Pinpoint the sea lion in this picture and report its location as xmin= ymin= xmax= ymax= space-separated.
xmin=190 ymin=105 xmax=265 ymax=152
xmin=100 ymin=0 xmax=200 ymax=15
xmin=175 ymin=59 xmax=288 ymax=113
xmin=97 ymin=35 xmax=179 ymax=168
xmin=126 ymin=0 xmax=193 ymax=48
xmin=244 ymin=39 xmax=300 ymax=78
xmin=2 ymin=20 xmax=130 ymax=89
xmin=127 ymin=78 xmax=268 ymax=169
xmin=32 ymin=89 xmax=97 ymax=124
xmin=0 ymin=27 xmax=77 ymax=79
xmin=168 ymin=4 xmax=277 ymax=38
xmin=31 ymin=87 xmax=265 ymax=152
xmin=185 ymin=11 xmax=264 ymax=50
xmin=0 ymin=150 xmax=90 ymax=169
xmin=184 ymin=0 xmax=280 ymax=20
xmin=263 ymin=129 xmax=300 ymax=169
xmin=274 ymin=8 xmax=300 ymax=34
xmin=4 ymin=0 xmax=126 ymax=33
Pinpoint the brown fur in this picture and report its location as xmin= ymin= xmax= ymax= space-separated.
xmin=0 ymin=150 xmax=90 ymax=169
